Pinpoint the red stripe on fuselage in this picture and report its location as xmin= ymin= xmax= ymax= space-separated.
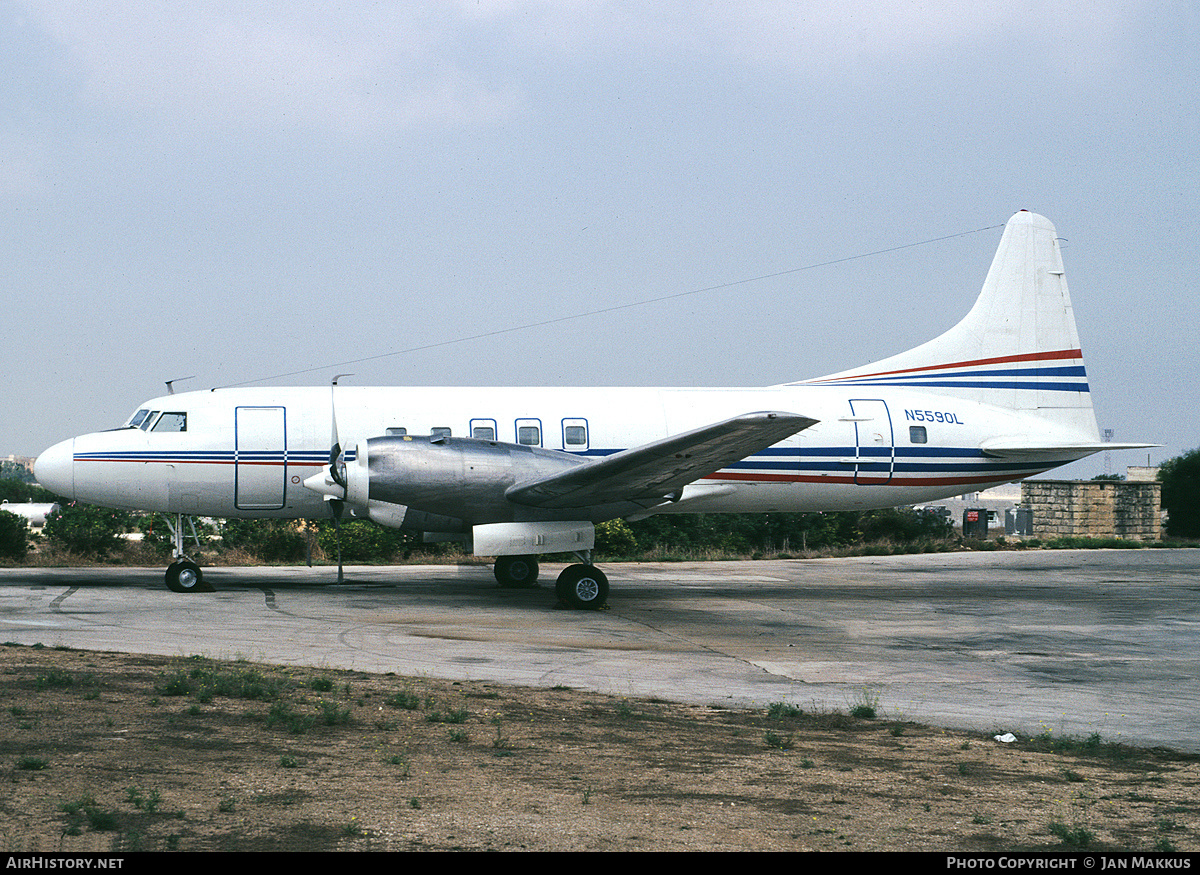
xmin=806 ymin=348 xmax=1083 ymax=384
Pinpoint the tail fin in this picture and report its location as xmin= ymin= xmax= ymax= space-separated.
xmin=796 ymin=211 xmax=1099 ymax=439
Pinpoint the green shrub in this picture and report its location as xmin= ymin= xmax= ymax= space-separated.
xmin=220 ymin=519 xmax=306 ymax=562
xmin=0 ymin=477 xmax=59 ymax=502
xmin=624 ymin=509 xmax=951 ymax=556
xmin=594 ymin=519 xmax=639 ymax=556
xmin=1159 ymin=448 xmax=1200 ymax=538
xmin=137 ymin=515 xmax=217 ymax=555
xmin=859 ymin=507 xmax=954 ymax=542
xmin=0 ymin=509 xmax=28 ymax=561
xmin=43 ymin=503 xmax=133 ymax=557
xmin=316 ymin=519 xmax=417 ymax=563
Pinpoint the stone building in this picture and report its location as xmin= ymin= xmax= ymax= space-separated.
xmin=1020 ymin=479 xmax=1162 ymax=541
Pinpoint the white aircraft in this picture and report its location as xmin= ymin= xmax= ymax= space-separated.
xmin=34 ymin=211 xmax=1148 ymax=607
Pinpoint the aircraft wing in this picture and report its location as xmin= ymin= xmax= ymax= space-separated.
xmin=506 ymin=411 xmax=818 ymax=510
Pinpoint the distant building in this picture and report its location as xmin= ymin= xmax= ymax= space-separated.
xmin=921 ymin=483 xmax=1020 ymax=533
xmin=1020 ymin=478 xmax=1161 ymax=541
xmin=1126 ymin=466 xmax=1160 ymax=483
xmin=1 ymin=456 xmax=37 ymax=484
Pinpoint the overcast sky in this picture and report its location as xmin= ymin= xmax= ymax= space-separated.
xmin=2 ymin=1 xmax=1196 ymax=480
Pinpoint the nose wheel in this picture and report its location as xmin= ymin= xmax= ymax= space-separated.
xmin=166 ymin=560 xmax=206 ymax=593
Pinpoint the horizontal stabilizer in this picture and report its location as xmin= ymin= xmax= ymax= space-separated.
xmin=507 ymin=411 xmax=817 ymax=509
xmin=981 ymin=440 xmax=1158 ymax=459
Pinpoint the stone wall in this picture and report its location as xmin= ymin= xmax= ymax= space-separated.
xmin=1020 ymin=480 xmax=1162 ymax=541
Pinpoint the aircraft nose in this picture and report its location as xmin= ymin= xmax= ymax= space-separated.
xmin=33 ymin=438 xmax=75 ymax=500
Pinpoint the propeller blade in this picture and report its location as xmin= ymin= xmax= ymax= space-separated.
xmin=329 ymin=374 xmax=353 ymax=494
xmin=327 ymin=374 xmax=352 ymax=585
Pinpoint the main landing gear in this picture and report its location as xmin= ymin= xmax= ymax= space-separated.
xmin=493 ymin=552 xmax=609 ymax=610
xmin=493 ymin=554 xmax=539 ymax=588
xmin=162 ymin=513 xmax=210 ymax=593
xmin=555 ymin=561 xmax=609 ymax=610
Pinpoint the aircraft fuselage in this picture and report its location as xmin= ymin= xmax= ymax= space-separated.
xmin=35 ymin=382 xmax=1087 ymax=524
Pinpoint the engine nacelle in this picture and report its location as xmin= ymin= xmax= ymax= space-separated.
xmin=346 ymin=434 xmax=588 ymax=525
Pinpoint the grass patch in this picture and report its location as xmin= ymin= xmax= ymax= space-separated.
xmin=124 ymin=786 xmax=162 ymax=812
xmin=425 ymin=707 xmax=469 ymax=724
xmin=36 ymin=668 xmax=73 ymax=690
xmin=266 ymin=701 xmax=315 ymax=735
xmin=850 ymin=696 xmax=878 ymax=720
xmin=317 ymin=699 xmax=352 ymax=726
xmin=1025 ymin=730 xmax=1145 ymax=762
xmin=1048 ymin=821 xmax=1095 ymax=847
xmin=156 ymin=665 xmax=287 ymax=702
xmin=764 ymin=730 xmax=795 ymax=750
xmin=59 ymin=794 xmax=121 ymax=833
xmin=766 ymin=701 xmax=802 ymax=720
xmin=384 ymin=690 xmax=421 ymax=710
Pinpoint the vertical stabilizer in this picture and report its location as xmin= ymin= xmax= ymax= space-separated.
xmin=795 ymin=211 xmax=1099 ymax=439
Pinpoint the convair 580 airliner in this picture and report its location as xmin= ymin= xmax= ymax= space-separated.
xmin=34 ymin=211 xmax=1149 ymax=607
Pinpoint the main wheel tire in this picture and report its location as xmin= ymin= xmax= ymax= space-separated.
xmin=555 ymin=564 xmax=609 ymax=610
xmin=165 ymin=561 xmax=204 ymax=593
xmin=494 ymin=554 xmax=539 ymax=588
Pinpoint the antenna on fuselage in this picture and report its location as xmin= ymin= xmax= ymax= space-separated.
xmin=165 ymin=376 xmax=196 ymax=395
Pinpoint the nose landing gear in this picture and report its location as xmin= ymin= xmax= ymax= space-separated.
xmin=162 ymin=513 xmax=211 ymax=593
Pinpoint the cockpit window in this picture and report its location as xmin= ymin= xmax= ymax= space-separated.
xmin=128 ymin=409 xmax=151 ymax=429
xmin=152 ymin=412 xmax=187 ymax=432
xmin=140 ymin=411 xmax=161 ymax=431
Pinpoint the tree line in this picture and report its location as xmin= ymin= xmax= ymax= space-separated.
xmin=2 ymin=446 xmax=1197 ymax=564
xmin=0 ymin=479 xmax=952 ymax=564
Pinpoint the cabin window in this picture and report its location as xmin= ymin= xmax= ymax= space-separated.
xmin=470 ymin=418 xmax=497 ymax=440
xmin=431 ymin=427 xmax=451 ymax=439
xmin=562 ymin=419 xmax=589 ymax=451
xmin=516 ymin=422 xmax=541 ymax=446
xmin=385 ymin=427 xmax=407 ymax=436
xmin=909 ymin=426 xmax=927 ymax=444
xmin=152 ymin=412 xmax=188 ymax=432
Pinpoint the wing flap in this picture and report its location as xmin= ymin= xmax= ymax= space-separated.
xmin=506 ymin=411 xmax=817 ymax=509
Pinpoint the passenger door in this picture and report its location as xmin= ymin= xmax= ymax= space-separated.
xmin=235 ymin=406 xmax=287 ymax=509
xmin=849 ymin=399 xmax=894 ymax=485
